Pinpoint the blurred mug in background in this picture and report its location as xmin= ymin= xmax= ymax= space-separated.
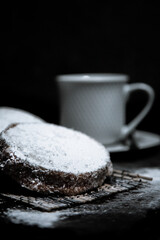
xmin=56 ymin=74 xmax=154 ymax=145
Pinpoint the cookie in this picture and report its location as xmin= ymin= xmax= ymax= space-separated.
xmin=0 ymin=122 xmax=113 ymax=195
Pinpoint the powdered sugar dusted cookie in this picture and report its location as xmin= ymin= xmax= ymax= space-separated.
xmin=0 ymin=106 xmax=44 ymax=132
xmin=0 ymin=122 xmax=113 ymax=195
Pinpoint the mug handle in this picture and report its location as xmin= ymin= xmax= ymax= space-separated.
xmin=120 ymin=83 xmax=155 ymax=141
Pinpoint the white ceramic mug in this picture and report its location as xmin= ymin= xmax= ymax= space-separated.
xmin=56 ymin=74 xmax=154 ymax=145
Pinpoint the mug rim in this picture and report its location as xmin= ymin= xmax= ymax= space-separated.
xmin=56 ymin=73 xmax=129 ymax=83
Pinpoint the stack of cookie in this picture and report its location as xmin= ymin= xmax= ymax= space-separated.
xmin=0 ymin=107 xmax=113 ymax=196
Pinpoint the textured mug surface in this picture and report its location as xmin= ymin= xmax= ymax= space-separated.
xmin=56 ymin=74 xmax=154 ymax=145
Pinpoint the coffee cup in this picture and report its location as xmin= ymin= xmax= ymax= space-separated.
xmin=56 ymin=74 xmax=154 ymax=145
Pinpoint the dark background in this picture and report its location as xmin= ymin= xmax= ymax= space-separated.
xmin=0 ymin=2 xmax=160 ymax=134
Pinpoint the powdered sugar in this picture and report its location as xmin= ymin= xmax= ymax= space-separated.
xmin=6 ymin=209 xmax=63 ymax=228
xmin=0 ymin=106 xmax=44 ymax=132
xmin=1 ymin=123 xmax=110 ymax=174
